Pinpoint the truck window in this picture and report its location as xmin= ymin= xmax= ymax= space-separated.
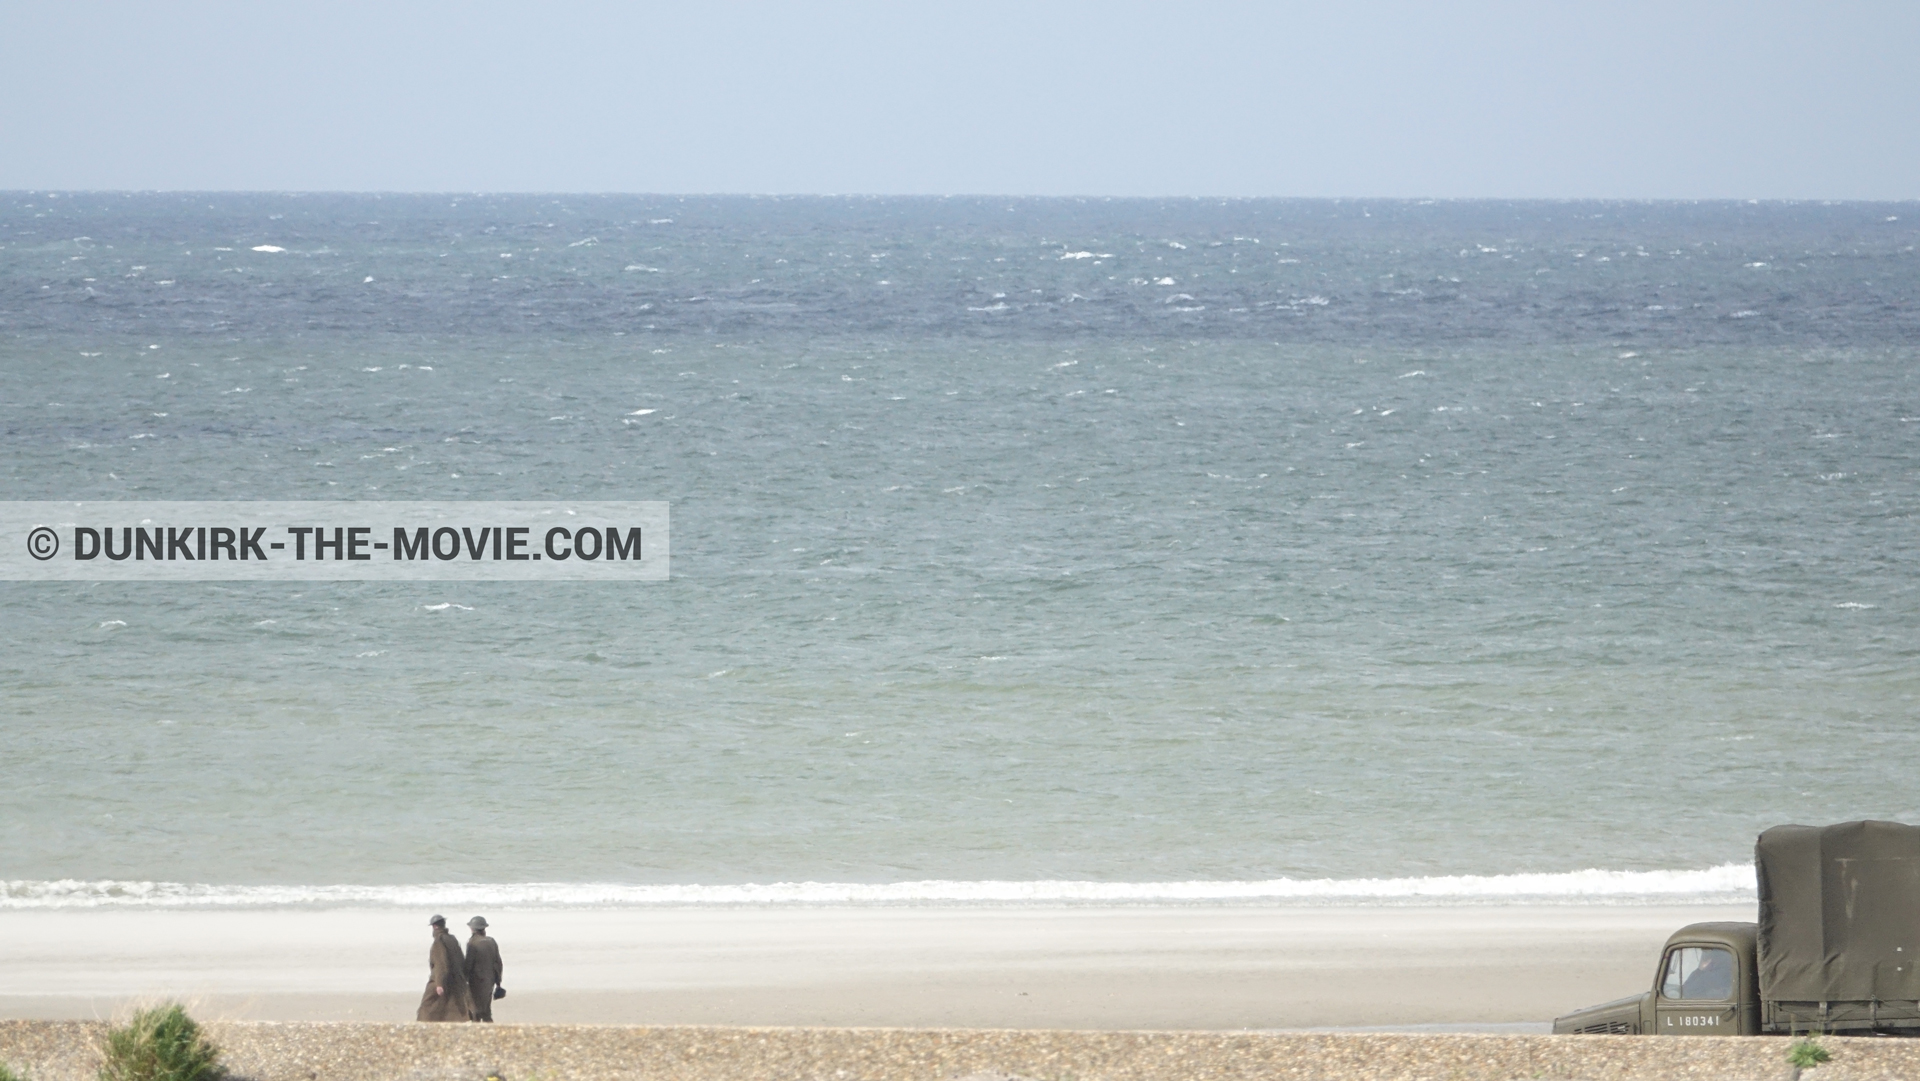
xmin=1661 ymin=946 xmax=1735 ymax=1001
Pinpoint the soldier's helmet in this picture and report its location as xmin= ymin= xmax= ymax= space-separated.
xmin=468 ymin=916 xmax=488 ymax=930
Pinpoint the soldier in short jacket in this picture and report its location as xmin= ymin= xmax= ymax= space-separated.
xmin=416 ymin=914 xmax=474 ymax=1022
xmin=464 ymin=916 xmax=505 ymax=1022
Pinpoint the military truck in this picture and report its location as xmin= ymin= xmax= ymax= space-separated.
xmin=1555 ymin=820 xmax=1920 ymax=1036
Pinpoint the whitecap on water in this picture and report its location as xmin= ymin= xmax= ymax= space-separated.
xmin=0 ymin=864 xmax=1760 ymax=908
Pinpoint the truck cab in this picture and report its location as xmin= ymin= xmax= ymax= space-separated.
xmin=1554 ymin=922 xmax=1760 ymax=1036
xmin=1556 ymin=821 xmax=1920 ymax=1037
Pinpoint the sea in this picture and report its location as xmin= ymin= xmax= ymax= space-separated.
xmin=1 ymin=194 xmax=1915 ymax=909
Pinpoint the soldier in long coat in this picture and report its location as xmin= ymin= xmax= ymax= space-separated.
xmin=464 ymin=916 xmax=504 ymax=1022
xmin=416 ymin=914 xmax=474 ymax=1022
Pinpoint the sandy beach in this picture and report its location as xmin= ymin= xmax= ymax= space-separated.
xmin=0 ymin=904 xmax=1751 ymax=1029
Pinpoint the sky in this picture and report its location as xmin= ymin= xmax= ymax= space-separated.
xmin=2 ymin=0 xmax=1916 ymax=198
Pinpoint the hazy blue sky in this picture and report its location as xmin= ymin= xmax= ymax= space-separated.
xmin=3 ymin=1 xmax=1915 ymax=197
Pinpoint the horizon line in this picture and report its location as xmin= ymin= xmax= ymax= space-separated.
xmin=7 ymin=190 xmax=1918 ymax=205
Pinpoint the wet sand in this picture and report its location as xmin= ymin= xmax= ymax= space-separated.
xmin=0 ymin=904 xmax=1749 ymax=1029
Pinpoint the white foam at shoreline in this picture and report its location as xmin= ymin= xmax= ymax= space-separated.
xmin=0 ymin=865 xmax=1756 ymax=909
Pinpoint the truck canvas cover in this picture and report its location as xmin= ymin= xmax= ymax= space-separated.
xmin=1757 ymin=820 xmax=1920 ymax=1004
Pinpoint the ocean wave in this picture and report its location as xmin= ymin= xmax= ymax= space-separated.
xmin=0 ymin=866 xmax=1756 ymax=909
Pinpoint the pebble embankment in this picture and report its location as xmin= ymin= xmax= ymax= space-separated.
xmin=3 ymin=1020 xmax=1914 ymax=1081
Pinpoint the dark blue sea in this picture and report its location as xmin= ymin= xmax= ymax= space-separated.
xmin=2 ymin=194 xmax=1915 ymax=906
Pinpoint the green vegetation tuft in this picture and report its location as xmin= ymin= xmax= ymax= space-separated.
xmin=1787 ymin=1037 xmax=1832 ymax=1069
xmin=98 ymin=1003 xmax=225 ymax=1081
xmin=0 ymin=1062 xmax=27 ymax=1081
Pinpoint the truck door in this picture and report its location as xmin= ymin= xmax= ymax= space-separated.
xmin=1655 ymin=945 xmax=1739 ymax=1035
